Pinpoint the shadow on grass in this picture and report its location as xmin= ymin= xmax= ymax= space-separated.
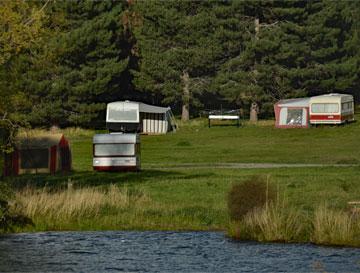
xmin=7 ymin=169 xmax=214 ymax=190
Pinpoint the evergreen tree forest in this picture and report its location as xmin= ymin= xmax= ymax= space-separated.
xmin=0 ymin=0 xmax=359 ymax=135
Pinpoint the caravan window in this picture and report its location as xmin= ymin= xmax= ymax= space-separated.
xmin=341 ymin=102 xmax=353 ymax=112
xmin=279 ymin=108 xmax=305 ymax=126
xmin=94 ymin=144 xmax=135 ymax=156
xmin=311 ymin=103 xmax=339 ymax=113
xmin=108 ymin=108 xmax=138 ymax=122
xmin=20 ymin=149 xmax=49 ymax=169
xmin=286 ymin=109 xmax=303 ymax=125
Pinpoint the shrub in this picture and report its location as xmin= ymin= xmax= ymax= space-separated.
xmin=0 ymin=181 xmax=33 ymax=232
xmin=0 ymin=199 xmax=33 ymax=232
xmin=227 ymin=175 xmax=276 ymax=221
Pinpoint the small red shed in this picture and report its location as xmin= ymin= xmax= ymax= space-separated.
xmin=3 ymin=134 xmax=71 ymax=176
xmin=274 ymin=98 xmax=310 ymax=128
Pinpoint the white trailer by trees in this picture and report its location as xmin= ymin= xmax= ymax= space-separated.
xmin=106 ymin=101 xmax=176 ymax=134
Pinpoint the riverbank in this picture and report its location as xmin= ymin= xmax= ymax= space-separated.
xmin=8 ymin=167 xmax=360 ymax=240
xmin=228 ymin=202 xmax=360 ymax=247
xmin=3 ymin=118 xmax=360 ymax=247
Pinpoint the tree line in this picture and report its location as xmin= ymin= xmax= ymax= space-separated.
xmin=0 ymin=0 xmax=359 ymax=132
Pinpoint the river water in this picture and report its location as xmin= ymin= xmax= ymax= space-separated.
xmin=0 ymin=231 xmax=359 ymax=272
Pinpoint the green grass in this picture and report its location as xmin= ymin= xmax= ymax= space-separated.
xmin=9 ymin=167 xmax=360 ymax=233
xmin=4 ymin=116 xmax=360 ymax=244
xmin=145 ymin=121 xmax=360 ymax=164
xmin=66 ymin=117 xmax=360 ymax=171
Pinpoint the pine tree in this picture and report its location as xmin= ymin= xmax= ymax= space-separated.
xmin=303 ymin=1 xmax=359 ymax=98
xmin=132 ymin=1 xmax=226 ymax=121
xmin=17 ymin=1 xmax=133 ymax=127
xmin=61 ymin=1 xmax=131 ymax=126
xmin=214 ymin=1 xmax=309 ymax=119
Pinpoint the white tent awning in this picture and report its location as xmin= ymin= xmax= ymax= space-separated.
xmin=277 ymin=98 xmax=310 ymax=108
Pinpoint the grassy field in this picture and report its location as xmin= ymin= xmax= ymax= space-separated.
xmin=65 ymin=117 xmax=360 ymax=172
xmin=4 ymin=117 xmax=360 ymax=246
xmin=10 ymin=167 xmax=360 ymax=233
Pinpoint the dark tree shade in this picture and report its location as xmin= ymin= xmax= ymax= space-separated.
xmin=1 ymin=0 xmax=359 ymax=126
xmin=214 ymin=0 xmax=359 ymax=118
xmin=303 ymin=1 xmax=359 ymax=100
xmin=214 ymin=1 xmax=310 ymax=118
xmin=15 ymin=1 xmax=133 ymax=127
xmin=132 ymin=1 xmax=232 ymax=121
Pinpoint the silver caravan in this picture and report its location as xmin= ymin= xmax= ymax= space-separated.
xmin=93 ymin=133 xmax=140 ymax=171
xmin=106 ymin=101 xmax=176 ymax=134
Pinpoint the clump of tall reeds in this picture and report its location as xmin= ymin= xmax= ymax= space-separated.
xmin=12 ymin=185 xmax=150 ymax=221
xmin=230 ymin=203 xmax=309 ymax=242
xmin=312 ymin=205 xmax=360 ymax=247
xmin=227 ymin=177 xmax=360 ymax=246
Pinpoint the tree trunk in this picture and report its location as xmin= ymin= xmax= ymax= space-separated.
xmin=250 ymin=102 xmax=259 ymax=123
xmin=181 ymin=71 xmax=190 ymax=122
xmin=249 ymin=18 xmax=260 ymax=123
xmin=254 ymin=18 xmax=260 ymax=40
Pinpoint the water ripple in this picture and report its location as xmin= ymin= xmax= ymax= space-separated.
xmin=0 ymin=231 xmax=359 ymax=272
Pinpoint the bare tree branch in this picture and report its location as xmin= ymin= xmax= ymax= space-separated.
xmin=24 ymin=0 xmax=52 ymax=26
xmin=260 ymin=21 xmax=279 ymax=28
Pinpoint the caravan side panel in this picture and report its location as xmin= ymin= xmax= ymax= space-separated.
xmin=309 ymin=94 xmax=354 ymax=124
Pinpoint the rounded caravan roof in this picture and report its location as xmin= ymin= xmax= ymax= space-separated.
xmin=107 ymin=101 xmax=171 ymax=114
xmin=310 ymin=93 xmax=353 ymax=104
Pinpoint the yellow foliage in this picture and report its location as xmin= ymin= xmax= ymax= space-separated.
xmin=0 ymin=0 xmax=46 ymax=65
